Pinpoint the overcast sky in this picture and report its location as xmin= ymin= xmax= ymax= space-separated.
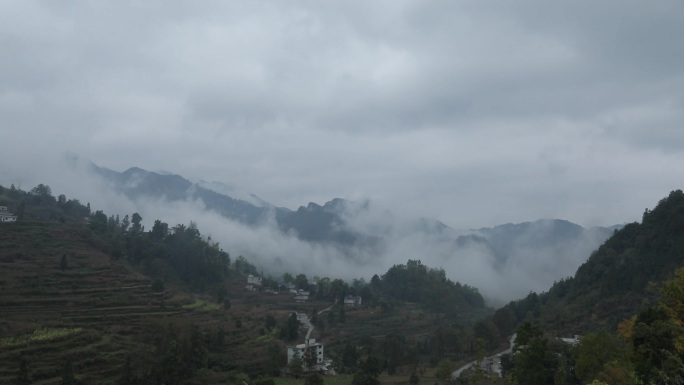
xmin=1 ymin=0 xmax=683 ymax=229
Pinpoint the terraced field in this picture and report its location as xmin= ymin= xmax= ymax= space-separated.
xmin=0 ymin=222 xmax=233 ymax=384
xmin=0 ymin=221 xmax=482 ymax=384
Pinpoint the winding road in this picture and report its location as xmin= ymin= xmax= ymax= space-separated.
xmin=451 ymin=334 xmax=516 ymax=379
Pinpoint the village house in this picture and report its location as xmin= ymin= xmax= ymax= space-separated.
xmin=287 ymin=338 xmax=325 ymax=368
xmin=558 ymin=335 xmax=581 ymax=346
xmin=294 ymin=290 xmax=309 ymax=303
xmin=245 ymin=274 xmax=263 ymax=291
xmin=0 ymin=206 xmax=17 ymax=223
xmin=343 ymin=295 xmax=362 ymax=307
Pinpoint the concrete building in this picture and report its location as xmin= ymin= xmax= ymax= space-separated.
xmin=287 ymin=338 xmax=324 ymax=367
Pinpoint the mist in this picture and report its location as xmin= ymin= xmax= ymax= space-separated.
xmin=0 ymin=155 xmax=614 ymax=306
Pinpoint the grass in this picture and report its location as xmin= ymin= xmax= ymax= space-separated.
xmin=182 ymin=299 xmax=222 ymax=311
xmin=275 ymin=374 xmax=354 ymax=385
xmin=0 ymin=327 xmax=84 ymax=347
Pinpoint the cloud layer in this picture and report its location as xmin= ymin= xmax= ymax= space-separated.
xmin=1 ymin=2 xmax=683 ymax=232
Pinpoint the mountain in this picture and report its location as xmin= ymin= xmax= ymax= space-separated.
xmin=89 ymin=164 xmax=378 ymax=253
xmin=92 ymin=164 xmax=282 ymax=225
xmin=492 ymin=189 xmax=684 ymax=337
xmin=87 ymin=164 xmax=618 ymax=302
xmin=0 ymin=183 xmax=491 ymax=384
xmin=475 ymin=219 xmax=619 ymax=272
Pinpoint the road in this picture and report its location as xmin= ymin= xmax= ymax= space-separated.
xmin=302 ymin=304 xmax=335 ymax=341
xmin=451 ymin=334 xmax=516 ymax=379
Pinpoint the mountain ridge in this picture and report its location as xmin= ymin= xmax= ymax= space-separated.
xmin=87 ymin=164 xmax=619 ymax=303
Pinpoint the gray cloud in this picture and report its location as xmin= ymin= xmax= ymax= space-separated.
xmin=1 ymin=2 xmax=683 ymax=240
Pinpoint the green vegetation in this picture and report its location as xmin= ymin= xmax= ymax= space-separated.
xmin=0 ymin=327 xmax=84 ymax=347
xmin=478 ymin=190 xmax=684 ymax=348
xmin=4 ymin=183 xmax=684 ymax=385
xmin=0 ymin=182 xmax=488 ymax=384
xmin=494 ymin=266 xmax=684 ymax=385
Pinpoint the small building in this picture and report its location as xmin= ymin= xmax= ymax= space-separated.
xmin=558 ymin=335 xmax=581 ymax=346
xmin=247 ymin=274 xmax=262 ymax=285
xmin=0 ymin=206 xmax=16 ymax=223
xmin=295 ymin=313 xmax=309 ymax=323
xmin=294 ymin=294 xmax=309 ymax=303
xmin=287 ymin=338 xmax=325 ymax=368
xmin=343 ymin=295 xmax=362 ymax=307
xmin=245 ymin=274 xmax=263 ymax=291
xmin=293 ymin=289 xmax=309 ymax=302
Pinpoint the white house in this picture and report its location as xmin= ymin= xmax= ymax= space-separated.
xmin=287 ymin=338 xmax=325 ymax=367
xmin=558 ymin=335 xmax=581 ymax=346
xmin=245 ymin=274 xmax=263 ymax=291
xmin=0 ymin=206 xmax=16 ymax=223
xmin=247 ymin=274 xmax=262 ymax=285
xmin=343 ymin=295 xmax=362 ymax=307
xmin=294 ymin=294 xmax=309 ymax=303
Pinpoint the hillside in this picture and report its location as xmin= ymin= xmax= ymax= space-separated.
xmin=491 ymin=189 xmax=684 ymax=339
xmin=0 ymin=183 xmax=491 ymax=384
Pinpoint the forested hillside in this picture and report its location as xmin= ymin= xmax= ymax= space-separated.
xmin=484 ymin=190 xmax=684 ymax=339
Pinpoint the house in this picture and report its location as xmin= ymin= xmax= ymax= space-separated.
xmin=0 ymin=206 xmax=16 ymax=223
xmin=558 ymin=335 xmax=581 ymax=346
xmin=247 ymin=274 xmax=262 ymax=285
xmin=343 ymin=295 xmax=362 ymax=307
xmin=293 ymin=289 xmax=309 ymax=303
xmin=287 ymin=338 xmax=325 ymax=369
xmin=294 ymin=294 xmax=309 ymax=303
xmin=245 ymin=274 xmax=263 ymax=291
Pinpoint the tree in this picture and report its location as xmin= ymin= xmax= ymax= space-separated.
xmin=435 ymin=359 xmax=454 ymax=382
xmin=59 ymin=254 xmax=68 ymax=270
xmin=310 ymin=307 xmax=318 ymax=325
xmin=511 ymin=322 xmax=555 ymax=385
xmin=352 ymin=357 xmax=380 ymax=385
xmin=265 ymin=314 xmax=277 ymax=331
xmin=151 ymin=219 xmax=168 ymax=240
xmin=383 ymin=333 xmax=406 ymax=375
xmin=630 ymin=306 xmax=682 ymax=384
xmin=280 ymin=313 xmax=300 ymax=341
xmin=216 ymin=286 xmax=227 ymax=303
xmin=303 ymin=345 xmax=319 ymax=370
xmin=575 ymin=331 xmax=627 ymax=384
xmin=16 ymin=201 xmax=25 ymax=221
xmin=90 ymin=210 xmax=108 ymax=233
xmin=30 ymin=183 xmax=52 ymax=198
xmin=305 ymin=373 xmax=324 ymax=385
xmin=342 ymin=343 xmax=359 ymax=370
xmin=289 ymin=357 xmax=304 ymax=378
xmin=266 ymin=342 xmax=285 ymax=376
xmin=295 ymin=274 xmax=309 ymax=290
xmin=327 ymin=308 xmax=336 ymax=326
xmin=121 ymin=215 xmax=130 ymax=232
xmin=131 ymin=213 xmax=142 ymax=234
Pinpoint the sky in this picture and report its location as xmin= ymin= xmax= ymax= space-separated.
xmin=2 ymin=0 xmax=684 ymax=230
